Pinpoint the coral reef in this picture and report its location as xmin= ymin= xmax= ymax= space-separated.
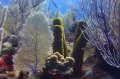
xmin=45 ymin=19 xmax=88 ymax=78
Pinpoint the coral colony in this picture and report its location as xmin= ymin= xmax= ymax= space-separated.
xmin=0 ymin=0 xmax=120 ymax=79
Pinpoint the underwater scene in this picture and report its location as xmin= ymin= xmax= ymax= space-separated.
xmin=0 ymin=0 xmax=120 ymax=79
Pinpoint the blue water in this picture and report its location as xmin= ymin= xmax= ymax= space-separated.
xmin=2 ymin=0 xmax=10 ymax=6
xmin=52 ymin=0 xmax=78 ymax=14
xmin=1 ymin=0 xmax=78 ymax=14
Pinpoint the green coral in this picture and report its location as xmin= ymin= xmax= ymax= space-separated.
xmin=53 ymin=18 xmax=64 ymax=26
xmin=71 ymin=21 xmax=87 ymax=75
xmin=53 ymin=25 xmax=64 ymax=55
xmin=63 ymin=36 xmax=67 ymax=58
xmin=73 ymin=21 xmax=87 ymax=46
xmin=45 ymin=19 xmax=88 ymax=77
xmin=53 ymin=18 xmax=67 ymax=58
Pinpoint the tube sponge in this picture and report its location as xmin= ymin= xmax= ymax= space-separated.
xmin=72 ymin=21 xmax=87 ymax=76
xmin=53 ymin=18 xmax=68 ymax=58
xmin=73 ymin=21 xmax=87 ymax=46
xmin=53 ymin=25 xmax=64 ymax=55
xmin=53 ymin=18 xmax=63 ymax=26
